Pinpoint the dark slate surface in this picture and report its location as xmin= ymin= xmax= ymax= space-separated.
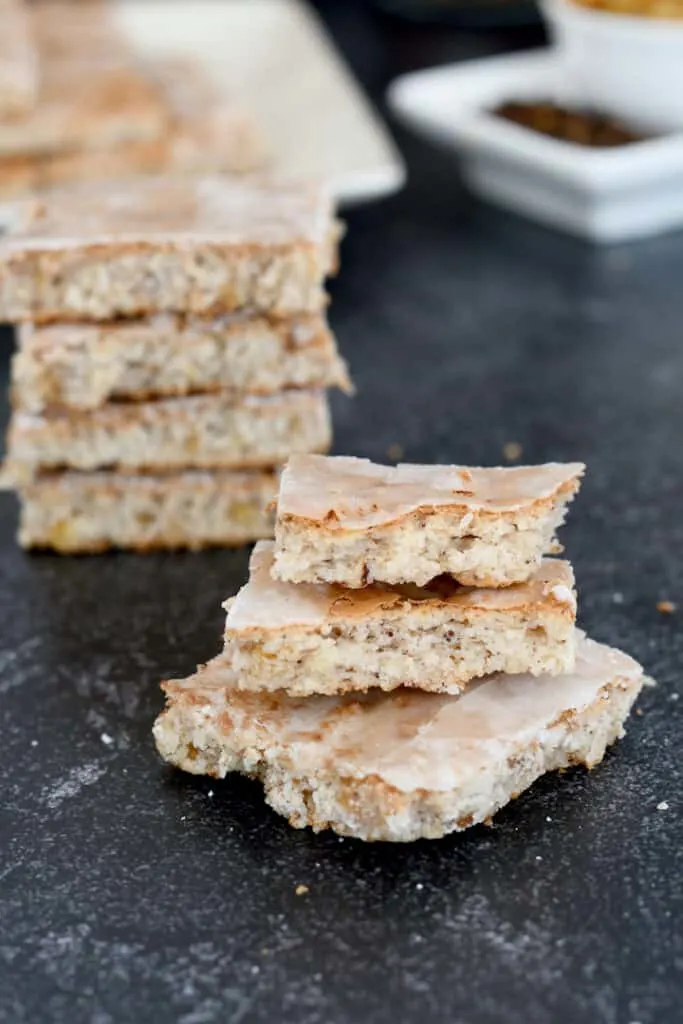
xmin=1 ymin=7 xmax=682 ymax=1024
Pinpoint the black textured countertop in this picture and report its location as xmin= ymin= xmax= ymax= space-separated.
xmin=1 ymin=7 xmax=682 ymax=1024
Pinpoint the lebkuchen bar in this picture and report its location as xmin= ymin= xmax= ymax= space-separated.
xmin=272 ymin=455 xmax=584 ymax=588
xmin=154 ymin=632 xmax=645 ymax=842
xmin=152 ymin=458 xmax=647 ymax=842
xmin=3 ymin=390 xmax=331 ymax=483
xmin=15 ymin=468 xmax=279 ymax=554
xmin=0 ymin=41 xmax=168 ymax=161
xmin=0 ymin=176 xmax=340 ymax=322
xmin=0 ymin=57 xmax=269 ymax=203
xmin=0 ymin=0 xmax=268 ymax=204
xmin=12 ymin=312 xmax=350 ymax=413
xmin=220 ymin=541 xmax=577 ymax=697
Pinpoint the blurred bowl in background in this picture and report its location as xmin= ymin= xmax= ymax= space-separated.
xmin=542 ymin=0 xmax=683 ymax=130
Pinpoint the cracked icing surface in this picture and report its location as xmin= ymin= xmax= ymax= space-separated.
xmin=159 ymin=632 xmax=643 ymax=796
xmin=276 ymin=455 xmax=584 ymax=530
xmin=1 ymin=177 xmax=333 ymax=251
xmin=225 ymin=541 xmax=576 ymax=631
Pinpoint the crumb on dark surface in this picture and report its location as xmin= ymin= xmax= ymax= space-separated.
xmin=656 ymin=600 xmax=676 ymax=614
xmin=502 ymin=441 xmax=523 ymax=462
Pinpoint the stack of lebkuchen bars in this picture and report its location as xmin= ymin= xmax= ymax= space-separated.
xmin=0 ymin=178 xmax=349 ymax=552
xmin=155 ymin=454 xmax=646 ymax=843
xmin=0 ymin=0 xmax=268 ymax=208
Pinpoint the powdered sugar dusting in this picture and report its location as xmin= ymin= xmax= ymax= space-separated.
xmin=42 ymin=761 xmax=108 ymax=809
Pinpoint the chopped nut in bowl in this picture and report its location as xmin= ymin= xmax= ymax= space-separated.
xmin=494 ymin=100 xmax=651 ymax=147
xmin=570 ymin=0 xmax=683 ymax=15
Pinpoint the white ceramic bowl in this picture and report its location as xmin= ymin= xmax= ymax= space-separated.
xmin=542 ymin=0 xmax=683 ymax=131
xmin=388 ymin=50 xmax=683 ymax=242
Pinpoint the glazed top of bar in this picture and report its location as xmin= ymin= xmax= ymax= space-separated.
xmin=277 ymin=455 xmax=585 ymax=529
xmin=223 ymin=541 xmax=576 ymax=632
xmin=163 ymin=633 xmax=643 ymax=793
xmin=0 ymin=177 xmax=333 ymax=254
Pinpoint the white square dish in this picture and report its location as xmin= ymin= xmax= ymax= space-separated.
xmin=387 ymin=50 xmax=683 ymax=242
xmin=542 ymin=0 xmax=683 ymax=133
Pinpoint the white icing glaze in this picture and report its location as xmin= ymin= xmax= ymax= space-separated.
xmin=296 ymin=632 xmax=640 ymax=791
xmin=1 ymin=177 xmax=333 ymax=252
xmin=224 ymin=541 xmax=575 ymax=631
xmin=277 ymin=455 xmax=585 ymax=529
xmin=179 ymin=632 xmax=643 ymax=793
